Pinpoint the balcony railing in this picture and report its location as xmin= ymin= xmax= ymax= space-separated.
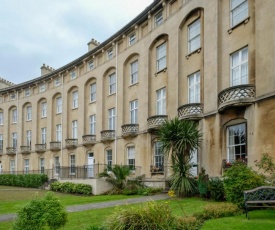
xmin=65 ymin=139 xmax=78 ymax=149
xmin=147 ymin=115 xmax=168 ymax=131
xmin=6 ymin=147 xmax=16 ymax=156
xmin=218 ymin=84 xmax=255 ymax=112
xmin=35 ymin=144 xmax=46 ymax=153
xmin=178 ymin=103 xmax=203 ymax=120
xmin=20 ymin=146 xmax=31 ymax=154
xmin=82 ymin=135 xmax=96 ymax=147
xmin=121 ymin=124 xmax=139 ymax=138
xmin=50 ymin=141 xmax=61 ymax=151
xmin=101 ymin=130 xmax=115 ymax=142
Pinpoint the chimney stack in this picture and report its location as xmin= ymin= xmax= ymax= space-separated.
xmin=87 ymin=38 xmax=100 ymax=51
xmin=40 ymin=64 xmax=55 ymax=76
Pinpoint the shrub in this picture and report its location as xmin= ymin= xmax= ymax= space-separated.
xmin=175 ymin=216 xmax=202 ymax=230
xmin=208 ymin=177 xmax=225 ymax=201
xmin=0 ymin=174 xmax=48 ymax=188
xmin=223 ymin=161 xmax=265 ymax=208
xmin=13 ymin=192 xmax=67 ymax=230
xmin=193 ymin=203 xmax=242 ymax=221
xmin=197 ymin=167 xmax=209 ymax=198
xmin=50 ymin=181 xmax=92 ymax=195
xmin=255 ymin=153 xmax=275 ymax=185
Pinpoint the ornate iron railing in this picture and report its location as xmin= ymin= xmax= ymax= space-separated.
xmin=65 ymin=139 xmax=78 ymax=149
xmin=101 ymin=130 xmax=115 ymax=142
xmin=218 ymin=84 xmax=255 ymax=111
xmin=82 ymin=135 xmax=96 ymax=146
xmin=147 ymin=115 xmax=168 ymax=131
xmin=20 ymin=146 xmax=31 ymax=154
xmin=50 ymin=142 xmax=61 ymax=151
xmin=121 ymin=124 xmax=139 ymax=138
xmin=6 ymin=147 xmax=16 ymax=155
xmin=35 ymin=144 xmax=46 ymax=153
xmin=178 ymin=103 xmax=203 ymax=120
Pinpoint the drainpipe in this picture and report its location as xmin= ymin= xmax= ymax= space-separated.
xmin=16 ymin=91 xmax=19 ymax=174
xmin=60 ymin=75 xmax=64 ymax=169
xmin=114 ymin=41 xmax=118 ymax=165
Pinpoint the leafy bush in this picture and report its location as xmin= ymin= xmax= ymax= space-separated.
xmin=0 ymin=174 xmax=48 ymax=188
xmin=223 ymin=161 xmax=265 ymax=208
xmin=197 ymin=167 xmax=209 ymax=198
xmin=255 ymin=153 xmax=275 ymax=185
xmin=175 ymin=216 xmax=202 ymax=230
xmin=208 ymin=177 xmax=225 ymax=201
xmin=50 ymin=181 xmax=92 ymax=195
xmin=193 ymin=203 xmax=242 ymax=221
xmin=122 ymin=186 xmax=162 ymax=196
xmin=13 ymin=192 xmax=67 ymax=230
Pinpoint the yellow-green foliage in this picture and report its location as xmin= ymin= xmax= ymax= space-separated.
xmin=175 ymin=216 xmax=202 ymax=230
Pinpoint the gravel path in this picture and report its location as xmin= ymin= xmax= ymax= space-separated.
xmin=0 ymin=193 xmax=169 ymax=222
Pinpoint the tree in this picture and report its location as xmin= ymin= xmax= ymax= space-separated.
xmin=157 ymin=117 xmax=202 ymax=197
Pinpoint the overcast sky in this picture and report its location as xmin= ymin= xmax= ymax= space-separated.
xmin=0 ymin=0 xmax=153 ymax=84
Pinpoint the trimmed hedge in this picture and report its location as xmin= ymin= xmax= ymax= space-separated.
xmin=50 ymin=181 xmax=92 ymax=195
xmin=0 ymin=174 xmax=48 ymax=188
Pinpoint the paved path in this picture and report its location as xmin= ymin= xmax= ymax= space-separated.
xmin=0 ymin=193 xmax=169 ymax=222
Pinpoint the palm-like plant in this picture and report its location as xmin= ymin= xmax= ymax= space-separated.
xmin=157 ymin=117 xmax=202 ymax=197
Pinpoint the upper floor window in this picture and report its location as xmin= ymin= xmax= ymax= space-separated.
xmin=130 ymin=100 xmax=138 ymax=124
xmin=10 ymin=93 xmax=16 ymax=100
xmin=26 ymin=130 xmax=31 ymax=146
xmin=156 ymin=88 xmax=166 ymax=115
xmin=56 ymin=97 xmax=62 ymax=114
xmin=0 ymin=112 xmax=3 ymax=125
xmin=127 ymin=146 xmax=135 ymax=169
xmin=231 ymin=47 xmax=248 ymax=86
xmin=107 ymin=49 xmax=113 ymax=60
xmin=129 ymin=33 xmax=136 ymax=46
xmin=55 ymin=78 xmax=61 ymax=86
xmin=90 ymin=83 xmax=96 ymax=102
xmin=72 ymin=120 xmax=78 ymax=139
xmin=41 ymin=102 xmax=47 ymax=118
xmin=25 ymin=89 xmax=31 ymax=97
xmin=89 ymin=114 xmax=96 ymax=135
xmin=188 ymin=71 xmax=200 ymax=103
xmin=188 ymin=19 xmax=200 ymax=53
xmin=72 ymin=91 xmax=78 ymax=109
xmin=155 ymin=11 xmax=163 ymax=27
xmin=26 ymin=106 xmax=32 ymax=121
xmin=88 ymin=60 xmax=94 ymax=70
xmin=231 ymin=0 xmax=248 ymax=27
xmin=12 ymin=109 xmax=17 ymax=123
xmin=156 ymin=43 xmax=166 ymax=72
xmin=12 ymin=132 xmax=17 ymax=148
xmin=109 ymin=73 xmax=116 ymax=95
xmin=70 ymin=70 xmax=77 ymax=79
xmin=108 ymin=108 xmax=116 ymax=130
xmin=130 ymin=60 xmax=138 ymax=85
xmin=56 ymin=124 xmax=62 ymax=142
xmin=41 ymin=127 xmax=47 ymax=144
xmin=40 ymin=83 xmax=46 ymax=92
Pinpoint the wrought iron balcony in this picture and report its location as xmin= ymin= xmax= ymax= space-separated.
xmin=147 ymin=115 xmax=168 ymax=131
xmin=121 ymin=124 xmax=139 ymax=138
xmin=178 ymin=103 xmax=203 ymax=120
xmin=65 ymin=139 xmax=78 ymax=149
xmin=6 ymin=147 xmax=16 ymax=156
xmin=50 ymin=141 xmax=61 ymax=151
xmin=35 ymin=144 xmax=46 ymax=153
xmin=20 ymin=146 xmax=31 ymax=154
xmin=82 ymin=135 xmax=96 ymax=147
xmin=101 ymin=130 xmax=115 ymax=142
xmin=218 ymin=84 xmax=255 ymax=112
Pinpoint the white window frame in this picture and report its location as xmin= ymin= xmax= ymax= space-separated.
xmin=41 ymin=127 xmax=46 ymax=144
xmin=0 ymin=112 xmax=3 ymax=125
xmin=72 ymin=120 xmax=78 ymax=139
xmin=12 ymin=132 xmax=17 ymax=148
xmin=89 ymin=115 xmax=96 ymax=135
xmin=70 ymin=70 xmax=77 ymax=79
xmin=41 ymin=102 xmax=47 ymax=118
xmin=107 ymin=49 xmax=113 ymax=60
xmin=0 ymin=134 xmax=3 ymax=151
xmin=54 ymin=78 xmax=61 ymax=86
xmin=155 ymin=11 xmax=163 ymax=27
xmin=88 ymin=60 xmax=94 ymax=70
xmin=56 ymin=97 xmax=62 ymax=114
xmin=188 ymin=19 xmax=201 ymax=53
xmin=70 ymin=155 xmax=76 ymax=175
xmin=108 ymin=108 xmax=116 ymax=130
xmin=130 ymin=100 xmax=138 ymax=124
xmin=39 ymin=158 xmax=45 ymax=174
xmin=10 ymin=93 xmax=16 ymax=100
xmin=106 ymin=149 xmax=112 ymax=168
xmin=130 ymin=60 xmax=138 ymax=85
xmin=154 ymin=142 xmax=164 ymax=169
xmin=227 ymin=123 xmax=246 ymax=162
xmin=40 ymin=83 xmax=46 ymax=92
xmin=156 ymin=88 xmax=166 ymax=115
xmin=10 ymin=160 xmax=15 ymax=174
xmin=72 ymin=91 xmax=78 ymax=109
xmin=231 ymin=47 xmax=248 ymax=86
xmin=231 ymin=0 xmax=248 ymax=27
xmin=56 ymin=124 xmax=62 ymax=142
xmin=109 ymin=73 xmax=116 ymax=95
xmin=25 ymin=88 xmax=31 ymax=97
xmin=54 ymin=156 xmax=60 ymax=175
xmin=90 ymin=83 xmax=96 ymax=102
xmin=12 ymin=109 xmax=17 ymax=123
xmin=188 ymin=71 xmax=201 ymax=103
xmin=129 ymin=33 xmax=136 ymax=46
xmin=26 ymin=106 xmax=32 ymax=121
xmin=156 ymin=43 xmax=166 ymax=72
xmin=26 ymin=130 xmax=31 ymax=146
xmin=127 ymin=146 xmax=135 ymax=170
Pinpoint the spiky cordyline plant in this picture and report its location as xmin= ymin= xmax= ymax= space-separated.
xmin=157 ymin=117 xmax=202 ymax=197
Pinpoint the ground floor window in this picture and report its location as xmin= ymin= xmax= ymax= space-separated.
xmin=153 ymin=142 xmax=164 ymax=171
xmin=54 ymin=156 xmax=59 ymax=175
xmin=10 ymin=160 xmax=15 ymax=174
xmin=70 ymin=155 xmax=75 ymax=175
xmin=39 ymin=158 xmax=45 ymax=174
xmin=24 ymin=159 xmax=29 ymax=174
xmin=106 ymin=149 xmax=112 ymax=171
xmin=227 ymin=123 xmax=246 ymax=162
xmin=127 ymin=146 xmax=135 ymax=170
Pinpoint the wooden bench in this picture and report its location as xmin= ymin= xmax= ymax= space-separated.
xmin=244 ymin=186 xmax=275 ymax=219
